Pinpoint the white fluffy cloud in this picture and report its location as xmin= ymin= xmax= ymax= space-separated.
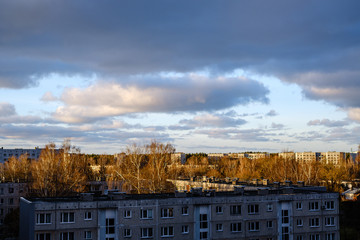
xmin=53 ymin=74 xmax=268 ymax=123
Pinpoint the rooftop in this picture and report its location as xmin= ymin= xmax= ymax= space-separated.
xmin=24 ymin=180 xmax=333 ymax=203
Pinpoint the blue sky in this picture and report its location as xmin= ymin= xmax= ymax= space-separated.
xmin=0 ymin=1 xmax=360 ymax=154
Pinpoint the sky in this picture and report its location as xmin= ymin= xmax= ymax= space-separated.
xmin=0 ymin=1 xmax=360 ymax=154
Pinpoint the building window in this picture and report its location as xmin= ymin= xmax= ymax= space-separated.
xmin=310 ymin=234 xmax=320 ymax=240
xmin=8 ymin=198 xmax=13 ymax=205
xmin=296 ymin=236 xmax=303 ymax=240
xmin=266 ymin=203 xmax=273 ymax=212
xmin=309 ymin=218 xmax=320 ymax=227
xmin=124 ymin=229 xmax=132 ymax=237
xmin=216 ymin=206 xmax=223 ymax=214
xmin=60 ymin=232 xmax=74 ymax=240
xmin=8 ymin=187 xmax=14 ymax=194
xmin=141 ymin=209 xmax=153 ymax=219
xmin=200 ymin=232 xmax=208 ymax=239
xmin=267 ymin=220 xmax=273 ymax=228
xmin=248 ymin=222 xmax=259 ymax=231
xmin=296 ymin=202 xmax=302 ymax=210
xmin=161 ymin=226 xmax=174 ymax=237
xmin=84 ymin=211 xmax=92 ymax=220
xmin=248 ymin=204 xmax=259 ymax=214
xmin=124 ymin=210 xmax=132 ymax=218
xmin=231 ymin=222 xmax=242 ymax=232
xmin=0 ymin=188 xmax=3 ymax=195
xmin=181 ymin=225 xmax=189 ymax=234
xmin=309 ymin=201 xmax=319 ymax=211
xmin=84 ymin=231 xmax=92 ymax=240
xmin=161 ymin=208 xmax=174 ymax=218
xmin=106 ymin=218 xmax=115 ymax=234
xmin=282 ymin=210 xmax=289 ymax=224
xmin=200 ymin=214 xmax=208 ymax=229
xmin=36 ymin=233 xmax=51 ymax=240
xmin=326 ymin=233 xmax=336 ymax=240
xmin=216 ymin=223 xmax=223 ymax=231
xmin=230 ymin=205 xmax=241 ymax=215
xmin=0 ymin=209 xmax=3 ymax=215
xmin=182 ymin=206 xmax=188 ymax=215
xmin=36 ymin=213 xmax=51 ymax=224
xmin=282 ymin=227 xmax=289 ymax=240
xmin=0 ymin=198 xmax=3 ymax=204
xmin=296 ymin=219 xmax=303 ymax=227
xmin=60 ymin=212 xmax=75 ymax=223
xmin=141 ymin=228 xmax=153 ymax=238
xmin=325 ymin=201 xmax=335 ymax=210
xmin=325 ymin=216 xmax=335 ymax=226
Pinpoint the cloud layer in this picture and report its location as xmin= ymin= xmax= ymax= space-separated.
xmin=0 ymin=1 xmax=360 ymax=152
xmin=1 ymin=1 xmax=359 ymax=113
xmin=52 ymin=75 xmax=268 ymax=123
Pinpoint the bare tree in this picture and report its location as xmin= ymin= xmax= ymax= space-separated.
xmin=109 ymin=143 xmax=147 ymax=193
xmin=144 ymin=140 xmax=175 ymax=193
xmin=30 ymin=141 xmax=87 ymax=197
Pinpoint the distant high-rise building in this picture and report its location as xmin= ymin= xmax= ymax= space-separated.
xmin=0 ymin=147 xmax=43 ymax=163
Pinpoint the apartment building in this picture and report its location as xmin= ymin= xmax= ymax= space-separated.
xmin=211 ymin=153 xmax=269 ymax=160
xmin=0 ymin=182 xmax=28 ymax=225
xmin=295 ymin=152 xmax=320 ymax=163
xmin=207 ymin=153 xmax=228 ymax=160
xmin=319 ymin=152 xmax=345 ymax=165
xmin=171 ymin=153 xmax=186 ymax=164
xmin=0 ymin=147 xmax=43 ymax=163
xmin=278 ymin=152 xmax=295 ymax=160
xmin=246 ymin=153 xmax=270 ymax=160
xmin=20 ymin=184 xmax=339 ymax=240
xmin=228 ymin=153 xmax=247 ymax=159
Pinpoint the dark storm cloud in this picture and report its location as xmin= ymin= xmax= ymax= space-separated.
xmin=0 ymin=0 xmax=359 ymax=110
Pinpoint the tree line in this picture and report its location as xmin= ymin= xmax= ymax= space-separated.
xmin=0 ymin=140 xmax=178 ymax=196
xmin=178 ymin=154 xmax=360 ymax=192
xmin=0 ymin=140 xmax=359 ymax=196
